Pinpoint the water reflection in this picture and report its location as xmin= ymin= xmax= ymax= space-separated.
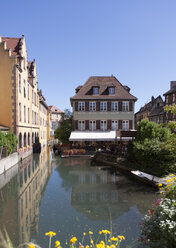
xmin=55 ymin=157 xmax=157 ymax=247
xmin=0 ymin=154 xmax=157 ymax=248
xmin=57 ymin=157 xmax=157 ymax=220
xmin=0 ymin=147 xmax=51 ymax=246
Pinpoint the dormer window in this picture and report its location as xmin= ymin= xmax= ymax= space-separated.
xmin=93 ymin=87 xmax=99 ymax=95
xmin=109 ymin=87 xmax=115 ymax=95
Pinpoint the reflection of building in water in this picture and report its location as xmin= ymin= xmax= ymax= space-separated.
xmin=0 ymin=170 xmax=19 ymax=246
xmin=18 ymin=147 xmax=51 ymax=244
xmin=69 ymin=167 xmax=127 ymax=220
xmin=56 ymin=157 xmax=157 ymax=221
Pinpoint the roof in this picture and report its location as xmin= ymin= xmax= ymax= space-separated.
xmin=136 ymin=95 xmax=163 ymax=114
xmin=148 ymin=106 xmax=165 ymax=117
xmin=70 ymin=76 xmax=137 ymax=101
xmin=0 ymin=124 xmax=10 ymax=131
xmin=163 ymin=87 xmax=176 ymax=96
xmin=49 ymin=105 xmax=63 ymax=113
xmin=2 ymin=37 xmax=22 ymax=57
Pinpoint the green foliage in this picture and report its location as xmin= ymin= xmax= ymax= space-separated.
xmin=54 ymin=109 xmax=73 ymax=143
xmin=140 ymin=198 xmax=176 ymax=248
xmin=0 ymin=131 xmax=17 ymax=155
xmin=5 ymin=131 xmax=18 ymax=155
xmin=0 ymin=131 xmax=5 ymax=147
xmin=140 ymin=176 xmax=176 ymax=247
xmin=127 ymin=120 xmax=176 ymax=176
xmin=136 ymin=119 xmax=171 ymax=142
xmin=164 ymin=103 xmax=176 ymax=114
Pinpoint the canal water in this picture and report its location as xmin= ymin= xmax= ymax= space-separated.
xmin=0 ymin=148 xmax=157 ymax=248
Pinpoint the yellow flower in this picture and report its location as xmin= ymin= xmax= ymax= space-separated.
xmin=118 ymin=236 xmax=125 ymax=240
xmin=90 ymin=240 xmax=94 ymax=244
xmin=102 ymin=230 xmax=110 ymax=235
xmin=158 ymin=183 xmax=162 ymax=187
xmin=99 ymin=231 xmax=102 ymax=235
xmin=83 ymin=232 xmax=86 ymax=236
xmin=45 ymin=231 xmax=56 ymax=237
xmin=100 ymin=241 xmax=104 ymax=245
xmin=29 ymin=244 xmax=35 ymax=248
xmin=111 ymin=237 xmax=118 ymax=241
xmin=70 ymin=237 xmax=77 ymax=244
xmin=85 ymin=246 xmax=89 ymax=248
xmin=55 ymin=241 xmax=61 ymax=247
xmin=169 ymin=174 xmax=175 ymax=177
xmin=89 ymin=231 xmax=93 ymax=235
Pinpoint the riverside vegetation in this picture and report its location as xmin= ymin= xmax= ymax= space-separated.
xmin=0 ymin=130 xmax=17 ymax=158
xmin=140 ymin=174 xmax=176 ymax=247
xmin=127 ymin=119 xmax=176 ymax=177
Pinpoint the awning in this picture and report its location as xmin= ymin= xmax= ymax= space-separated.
xmin=69 ymin=131 xmax=116 ymax=141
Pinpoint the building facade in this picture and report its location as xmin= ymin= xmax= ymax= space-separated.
xmin=49 ymin=105 xmax=63 ymax=137
xmin=0 ymin=35 xmax=50 ymax=159
xmin=163 ymin=81 xmax=176 ymax=122
xmin=69 ymin=76 xmax=137 ymax=143
xmin=135 ymin=95 xmax=165 ymax=127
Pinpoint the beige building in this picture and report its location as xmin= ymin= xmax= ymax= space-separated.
xmin=49 ymin=105 xmax=63 ymax=137
xmin=69 ymin=76 xmax=137 ymax=143
xmin=0 ymin=35 xmax=50 ymax=159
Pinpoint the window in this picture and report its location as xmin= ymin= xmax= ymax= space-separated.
xmin=93 ymin=87 xmax=99 ymax=95
xmin=100 ymin=120 xmax=107 ymax=130
xmin=78 ymin=102 xmax=85 ymax=111
xmin=100 ymin=102 xmax=107 ymax=111
xmin=122 ymin=120 xmax=129 ymax=130
xmin=166 ymin=96 xmax=168 ymax=104
xmin=112 ymin=120 xmax=118 ymax=130
xmin=89 ymin=120 xmax=96 ymax=131
xmin=122 ymin=102 xmax=129 ymax=111
xmin=19 ymin=103 xmax=22 ymax=122
xmin=32 ymin=90 xmax=34 ymax=103
xmin=111 ymin=102 xmax=118 ymax=111
xmin=19 ymin=74 xmax=21 ymax=93
xmin=34 ymin=93 xmax=36 ymax=106
xmin=24 ymin=106 xmax=26 ymax=122
xmin=78 ymin=120 xmax=85 ymax=130
xmin=28 ymin=108 xmax=30 ymax=123
xmin=28 ymin=84 xmax=29 ymax=100
xmin=173 ymin=94 xmax=175 ymax=103
xmin=24 ymin=80 xmax=26 ymax=98
xmin=89 ymin=102 xmax=96 ymax=111
xmin=109 ymin=87 xmax=115 ymax=95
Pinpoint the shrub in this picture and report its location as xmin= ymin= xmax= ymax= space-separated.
xmin=140 ymin=175 xmax=176 ymax=247
xmin=127 ymin=120 xmax=176 ymax=176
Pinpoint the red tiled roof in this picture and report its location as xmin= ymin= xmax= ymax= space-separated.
xmin=49 ymin=105 xmax=63 ymax=113
xmin=2 ymin=37 xmax=21 ymax=56
xmin=71 ymin=76 xmax=137 ymax=101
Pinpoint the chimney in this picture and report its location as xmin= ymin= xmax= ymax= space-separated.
xmin=170 ymin=81 xmax=176 ymax=89
xmin=151 ymin=96 xmax=155 ymax=102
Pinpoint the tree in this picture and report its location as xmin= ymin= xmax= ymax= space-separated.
xmin=54 ymin=109 xmax=73 ymax=143
xmin=164 ymin=103 xmax=176 ymax=114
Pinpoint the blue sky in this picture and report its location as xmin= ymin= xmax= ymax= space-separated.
xmin=1 ymin=0 xmax=176 ymax=112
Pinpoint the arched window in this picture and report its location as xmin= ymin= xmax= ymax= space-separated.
xmin=24 ymin=80 xmax=26 ymax=98
xmin=19 ymin=133 xmax=22 ymax=148
xmin=24 ymin=133 xmax=27 ymax=147
xmin=32 ymin=132 xmax=34 ymax=144
xmin=19 ymin=74 xmax=21 ymax=93
xmin=28 ymin=133 xmax=30 ymax=146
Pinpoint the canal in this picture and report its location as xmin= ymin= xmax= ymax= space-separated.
xmin=0 ymin=148 xmax=157 ymax=248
